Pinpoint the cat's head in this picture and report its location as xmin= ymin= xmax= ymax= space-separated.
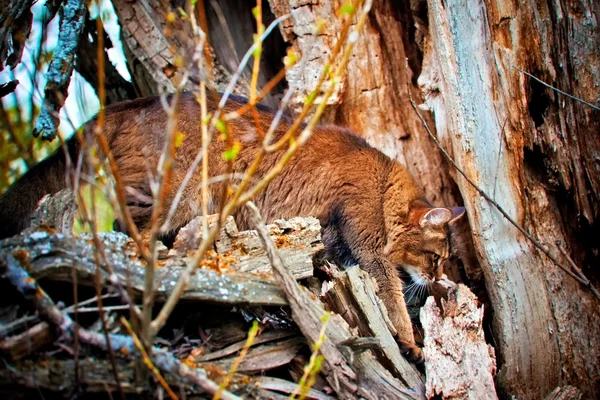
xmin=384 ymin=206 xmax=465 ymax=285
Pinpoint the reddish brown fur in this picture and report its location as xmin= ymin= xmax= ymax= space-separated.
xmin=0 ymin=93 xmax=464 ymax=362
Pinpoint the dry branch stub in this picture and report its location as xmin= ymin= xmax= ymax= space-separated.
xmin=420 ymin=284 xmax=497 ymax=399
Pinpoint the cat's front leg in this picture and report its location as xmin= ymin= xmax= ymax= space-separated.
xmin=362 ymin=256 xmax=424 ymax=364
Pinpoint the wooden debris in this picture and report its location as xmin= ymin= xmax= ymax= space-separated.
xmin=27 ymin=189 xmax=77 ymax=236
xmin=173 ymin=214 xmax=323 ymax=280
xmin=544 ymin=386 xmax=583 ymax=400
xmin=321 ymin=265 xmax=424 ymax=392
xmin=247 ymin=202 xmax=425 ymax=400
xmin=346 ymin=267 xmax=423 ymax=389
xmin=254 ymin=376 xmax=335 ymax=400
xmin=0 ymin=231 xmax=288 ymax=307
xmin=208 ymin=337 xmax=305 ymax=374
xmin=420 ymin=284 xmax=497 ymax=399
xmin=197 ymin=329 xmax=297 ymax=362
xmin=0 ymin=321 xmax=52 ymax=360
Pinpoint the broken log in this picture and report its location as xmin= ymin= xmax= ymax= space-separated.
xmin=0 ymin=230 xmax=289 ymax=306
xmin=420 ymin=284 xmax=497 ymax=399
xmin=173 ymin=214 xmax=323 ymax=280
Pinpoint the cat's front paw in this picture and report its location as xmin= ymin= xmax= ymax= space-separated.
xmin=397 ymin=339 xmax=424 ymax=364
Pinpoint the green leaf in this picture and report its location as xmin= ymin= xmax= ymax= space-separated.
xmin=222 ymin=142 xmax=241 ymax=161
xmin=339 ymin=3 xmax=355 ymax=16
xmin=215 ymin=118 xmax=228 ymax=134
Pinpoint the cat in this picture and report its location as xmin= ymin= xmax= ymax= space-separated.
xmin=0 ymin=93 xmax=464 ymax=362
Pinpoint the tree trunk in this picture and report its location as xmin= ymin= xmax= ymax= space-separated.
xmin=419 ymin=0 xmax=600 ymax=399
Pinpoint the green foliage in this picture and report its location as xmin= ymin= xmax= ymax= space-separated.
xmin=73 ymin=184 xmax=115 ymax=234
xmin=222 ymin=141 xmax=241 ymax=161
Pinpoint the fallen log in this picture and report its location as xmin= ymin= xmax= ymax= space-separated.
xmin=420 ymin=284 xmax=497 ymax=399
xmin=0 ymin=230 xmax=289 ymax=307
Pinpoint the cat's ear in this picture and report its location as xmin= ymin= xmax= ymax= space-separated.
xmin=449 ymin=206 xmax=466 ymax=224
xmin=419 ymin=208 xmax=452 ymax=227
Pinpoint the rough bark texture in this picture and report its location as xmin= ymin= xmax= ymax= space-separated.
xmin=420 ymin=284 xmax=497 ymax=399
xmin=172 ymin=214 xmax=323 ymax=279
xmin=419 ymin=0 xmax=600 ymax=398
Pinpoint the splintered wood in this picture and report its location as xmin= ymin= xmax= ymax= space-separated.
xmin=420 ymin=284 xmax=497 ymax=399
xmin=172 ymin=214 xmax=323 ymax=279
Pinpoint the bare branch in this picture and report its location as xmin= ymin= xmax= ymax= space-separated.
xmin=513 ymin=66 xmax=600 ymax=112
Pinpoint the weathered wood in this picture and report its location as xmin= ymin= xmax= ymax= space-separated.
xmin=207 ymin=337 xmax=305 ymax=374
xmin=254 ymin=376 xmax=335 ymax=400
xmin=346 ymin=267 xmax=423 ymax=390
xmin=420 ymin=284 xmax=497 ymax=399
xmin=0 ymin=230 xmax=288 ymax=307
xmin=0 ymin=358 xmax=147 ymax=395
xmin=544 ymin=386 xmax=582 ymax=400
xmin=0 ymin=357 xmax=261 ymax=397
xmin=172 ymin=214 xmax=322 ymax=280
xmin=321 ymin=266 xmax=424 ymax=393
xmin=197 ymin=329 xmax=297 ymax=362
xmin=28 ymin=189 xmax=77 ymax=235
xmin=111 ymin=0 xmax=244 ymax=96
xmin=0 ymin=321 xmax=52 ymax=360
xmin=420 ymin=0 xmax=600 ymax=398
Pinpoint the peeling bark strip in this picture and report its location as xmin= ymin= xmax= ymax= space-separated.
xmin=420 ymin=285 xmax=497 ymax=399
xmin=34 ymin=0 xmax=88 ymax=140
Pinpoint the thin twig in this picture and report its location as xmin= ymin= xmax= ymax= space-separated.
xmin=556 ymin=241 xmax=600 ymax=299
xmin=121 ymin=317 xmax=178 ymax=400
xmin=513 ymin=66 xmax=600 ymax=112
xmin=407 ymin=60 xmax=600 ymax=301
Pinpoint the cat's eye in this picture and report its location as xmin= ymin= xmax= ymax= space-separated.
xmin=432 ymin=254 xmax=440 ymax=265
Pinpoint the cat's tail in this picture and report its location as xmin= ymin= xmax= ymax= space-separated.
xmin=0 ymin=136 xmax=82 ymax=239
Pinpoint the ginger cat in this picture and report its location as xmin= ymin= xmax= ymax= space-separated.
xmin=0 ymin=93 xmax=464 ymax=362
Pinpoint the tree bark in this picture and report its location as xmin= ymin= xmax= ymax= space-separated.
xmin=419 ymin=0 xmax=600 ymax=398
xmin=420 ymin=284 xmax=497 ymax=399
